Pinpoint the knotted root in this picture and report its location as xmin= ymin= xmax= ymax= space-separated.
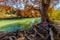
xmin=0 ymin=22 xmax=59 ymax=40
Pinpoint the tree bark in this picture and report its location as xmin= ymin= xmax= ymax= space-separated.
xmin=39 ymin=0 xmax=50 ymax=22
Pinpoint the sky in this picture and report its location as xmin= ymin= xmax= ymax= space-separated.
xmin=0 ymin=0 xmax=60 ymax=10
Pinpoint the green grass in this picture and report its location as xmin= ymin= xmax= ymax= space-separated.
xmin=0 ymin=18 xmax=41 ymax=32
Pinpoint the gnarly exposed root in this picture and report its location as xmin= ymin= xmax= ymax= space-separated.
xmin=0 ymin=22 xmax=59 ymax=40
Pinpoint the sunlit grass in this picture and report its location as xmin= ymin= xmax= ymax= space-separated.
xmin=0 ymin=18 xmax=41 ymax=32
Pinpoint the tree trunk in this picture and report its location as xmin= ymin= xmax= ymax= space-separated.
xmin=39 ymin=0 xmax=50 ymax=22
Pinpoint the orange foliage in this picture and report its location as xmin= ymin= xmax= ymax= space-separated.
xmin=0 ymin=4 xmax=41 ymax=18
xmin=0 ymin=5 xmax=14 ymax=12
xmin=16 ymin=6 xmax=41 ymax=18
